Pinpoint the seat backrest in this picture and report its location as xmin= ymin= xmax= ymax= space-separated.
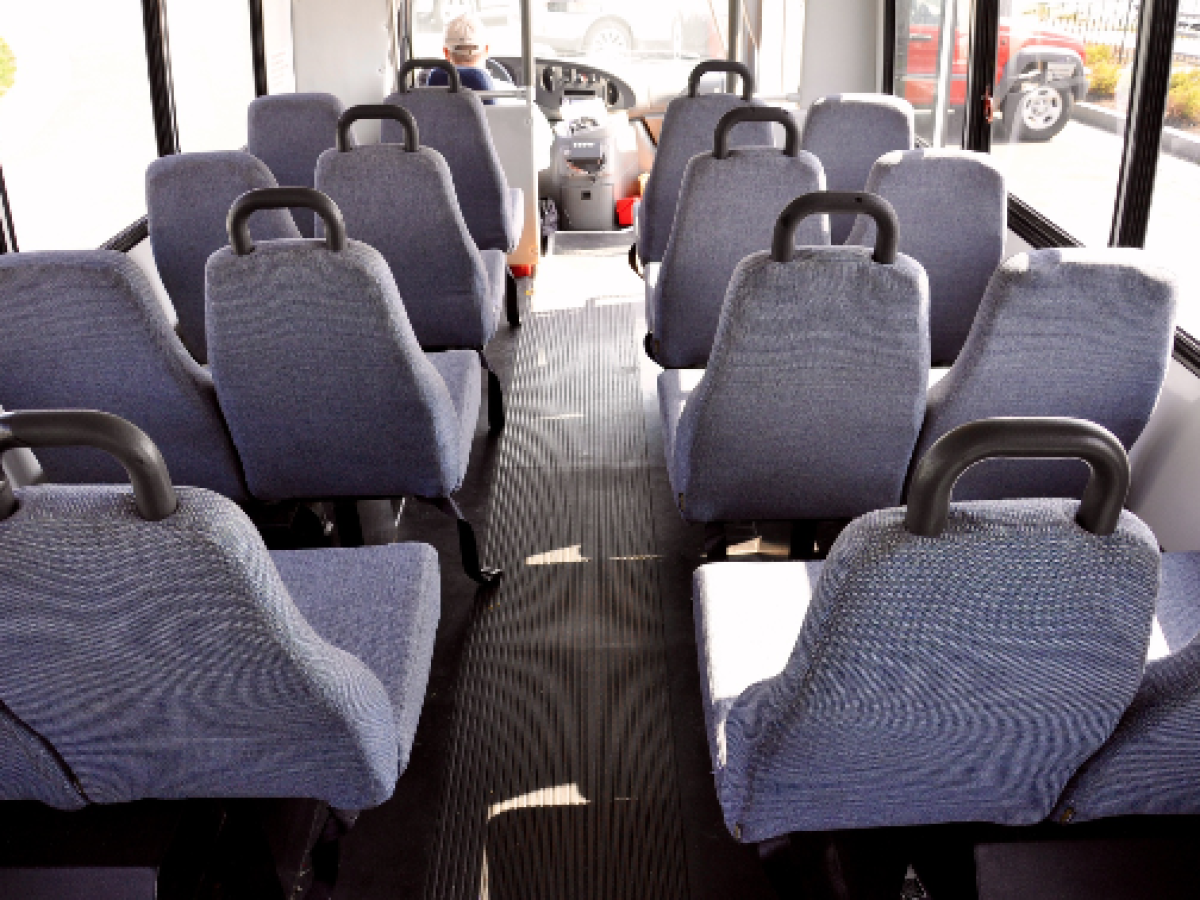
xmin=848 ymin=149 xmax=1006 ymax=364
xmin=800 ymin=94 xmax=915 ymax=244
xmin=0 ymin=411 xmax=399 ymax=809
xmin=385 ymin=60 xmax=514 ymax=252
xmin=146 ymin=151 xmax=301 ymax=362
xmin=653 ymin=107 xmax=829 ymax=368
xmin=673 ymin=192 xmax=929 ymax=523
xmin=206 ymin=188 xmax=466 ymax=502
xmin=638 ymin=62 xmax=774 ymax=265
xmin=247 ymin=92 xmax=347 ymax=237
xmin=0 ymin=251 xmax=247 ymax=500
xmin=315 ymin=105 xmax=496 ymax=349
xmin=716 ymin=420 xmax=1160 ymax=839
xmin=912 ymin=248 xmax=1177 ymax=502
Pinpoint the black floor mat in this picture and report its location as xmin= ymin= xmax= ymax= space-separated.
xmin=327 ymin=263 xmax=775 ymax=899
xmin=424 ymin=300 xmax=688 ymax=900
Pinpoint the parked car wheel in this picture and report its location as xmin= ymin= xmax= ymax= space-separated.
xmin=1005 ymin=83 xmax=1073 ymax=142
xmin=584 ymin=19 xmax=634 ymax=58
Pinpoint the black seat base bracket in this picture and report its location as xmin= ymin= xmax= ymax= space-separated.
xmin=427 ymin=496 xmax=503 ymax=585
xmin=505 ymin=271 xmax=522 ymax=328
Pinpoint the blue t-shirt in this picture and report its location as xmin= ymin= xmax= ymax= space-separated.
xmin=428 ymin=66 xmax=496 ymax=104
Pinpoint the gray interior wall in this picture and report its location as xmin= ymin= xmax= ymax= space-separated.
xmin=290 ymin=0 xmax=393 ymax=143
xmin=798 ymin=0 xmax=880 ymax=106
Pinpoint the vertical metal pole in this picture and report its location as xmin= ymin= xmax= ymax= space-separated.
xmin=0 ymin=165 xmax=16 ymax=253
xmin=931 ymin=0 xmax=957 ymax=146
xmin=728 ymin=0 xmax=741 ymax=92
xmin=141 ymin=0 xmax=179 ymax=156
xmin=741 ymin=0 xmax=760 ymax=87
xmin=882 ymin=0 xmax=897 ymax=93
xmin=521 ymin=0 xmax=534 ymax=89
xmin=963 ymin=0 xmax=1000 ymax=152
xmin=249 ymin=0 xmax=269 ymax=96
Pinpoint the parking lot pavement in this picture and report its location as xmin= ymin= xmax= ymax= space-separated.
xmin=993 ymin=119 xmax=1200 ymax=333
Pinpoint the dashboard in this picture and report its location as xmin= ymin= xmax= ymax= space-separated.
xmin=490 ymin=57 xmax=638 ymax=118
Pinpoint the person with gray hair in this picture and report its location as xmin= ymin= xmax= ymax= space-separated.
xmin=429 ymin=11 xmax=496 ymax=103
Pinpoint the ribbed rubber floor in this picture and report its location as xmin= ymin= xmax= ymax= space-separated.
xmin=425 ymin=276 xmax=689 ymax=899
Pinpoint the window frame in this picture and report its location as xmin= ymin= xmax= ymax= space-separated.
xmin=0 ymin=0 xmax=266 ymax=255
xmin=885 ymin=0 xmax=1195 ymax=362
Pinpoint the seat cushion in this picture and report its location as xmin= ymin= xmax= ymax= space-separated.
xmin=481 ymin=248 xmax=508 ymax=320
xmin=427 ymin=349 xmax=482 ymax=486
xmin=657 ymin=369 xmax=704 ymax=497
xmin=693 ymin=561 xmax=823 ymax=778
xmin=507 ymin=187 xmax=525 ymax=252
xmin=272 ymin=542 xmax=441 ymax=774
xmin=644 ymin=262 xmax=662 ymax=332
xmin=1159 ymin=553 xmax=1200 ymax=653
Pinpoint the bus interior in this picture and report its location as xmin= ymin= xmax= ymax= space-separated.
xmin=2 ymin=0 xmax=1200 ymax=898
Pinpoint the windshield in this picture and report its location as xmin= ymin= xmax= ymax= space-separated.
xmin=411 ymin=0 xmax=733 ymax=108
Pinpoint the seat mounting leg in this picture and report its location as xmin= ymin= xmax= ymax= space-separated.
xmin=505 ymin=270 xmax=522 ymax=327
xmin=429 ymin=497 xmax=503 ymax=584
xmin=479 ymin=350 xmax=505 ymax=433
xmin=703 ymin=522 xmax=728 ymax=562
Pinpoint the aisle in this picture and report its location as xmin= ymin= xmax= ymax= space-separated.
xmin=425 ymin=245 xmax=689 ymax=900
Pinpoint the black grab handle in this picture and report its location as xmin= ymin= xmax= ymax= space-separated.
xmin=772 ymin=192 xmax=899 ymax=264
xmin=0 ymin=410 xmax=178 ymax=522
xmin=399 ymin=58 xmax=461 ymax=93
xmin=688 ymin=61 xmax=754 ymax=101
xmin=338 ymin=104 xmax=419 ymax=152
xmin=228 ymin=188 xmax=347 ymax=256
xmin=905 ymin=418 xmax=1130 ymax=538
xmin=714 ymin=107 xmax=799 ymax=159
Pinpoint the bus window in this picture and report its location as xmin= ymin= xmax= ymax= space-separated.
xmin=412 ymin=1 xmax=733 ymax=109
xmin=892 ymin=0 xmax=973 ymax=146
xmin=165 ymin=0 xmax=257 ymax=152
xmin=989 ymin=0 xmax=1139 ymax=247
xmin=0 ymin=0 xmax=158 ymax=250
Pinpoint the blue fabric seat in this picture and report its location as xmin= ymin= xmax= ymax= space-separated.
xmin=695 ymin=419 xmax=1160 ymax=841
xmin=386 ymin=61 xmax=523 ymax=254
xmin=247 ymin=92 xmax=348 ymax=237
xmin=0 ymin=251 xmax=247 ymax=501
xmin=206 ymin=187 xmax=498 ymax=583
xmin=661 ymin=192 xmax=929 ymax=524
xmin=848 ymin=149 xmax=1006 ymax=365
xmin=314 ymin=106 xmax=503 ymax=350
xmin=0 ymin=409 xmax=440 ymax=811
xmin=147 ymin=151 xmax=301 ymax=362
xmin=206 ymin=190 xmax=478 ymax=502
xmin=271 ymin=543 xmax=441 ymax=778
xmin=648 ymin=107 xmax=829 ymax=369
xmin=638 ymin=62 xmax=774 ymax=266
xmin=1055 ymin=552 xmax=1200 ymax=821
xmin=912 ymin=248 xmax=1177 ymax=502
xmin=799 ymin=94 xmax=915 ymax=244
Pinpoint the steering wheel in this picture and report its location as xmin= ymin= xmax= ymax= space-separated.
xmin=491 ymin=56 xmax=637 ymax=116
xmin=487 ymin=57 xmax=518 ymax=85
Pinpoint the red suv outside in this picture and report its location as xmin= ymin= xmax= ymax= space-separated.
xmin=902 ymin=17 xmax=1090 ymax=141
